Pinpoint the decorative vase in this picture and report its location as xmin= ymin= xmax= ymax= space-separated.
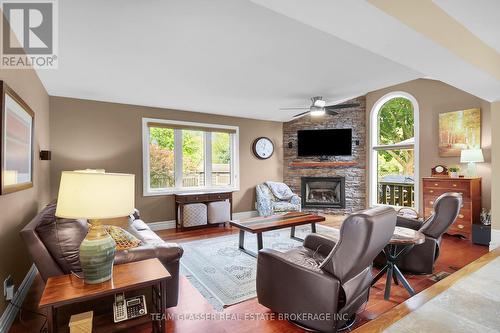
xmin=79 ymin=220 xmax=116 ymax=284
xmin=450 ymin=172 xmax=459 ymax=178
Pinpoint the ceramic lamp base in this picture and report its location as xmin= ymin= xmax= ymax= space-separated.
xmin=79 ymin=220 xmax=116 ymax=284
xmin=467 ymin=162 xmax=477 ymax=177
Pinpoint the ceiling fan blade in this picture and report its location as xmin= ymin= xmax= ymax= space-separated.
xmin=325 ymin=110 xmax=339 ymax=116
xmin=280 ymin=107 xmax=309 ymax=110
xmin=293 ymin=110 xmax=311 ymax=118
xmin=325 ymin=103 xmax=360 ymax=110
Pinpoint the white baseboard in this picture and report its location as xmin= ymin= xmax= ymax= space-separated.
xmin=0 ymin=264 xmax=38 ymax=333
xmin=147 ymin=210 xmax=259 ymax=231
xmin=490 ymin=228 xmax=500 ymax=251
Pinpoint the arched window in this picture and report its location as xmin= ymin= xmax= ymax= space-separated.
xmin=370 ymin=92 xmax=419 ymax=209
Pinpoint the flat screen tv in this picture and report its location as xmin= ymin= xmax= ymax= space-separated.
xmin=297 ymin=129 xmax=352 ymax=156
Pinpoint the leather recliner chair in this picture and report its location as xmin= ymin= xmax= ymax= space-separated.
xmin=375 ymin=192 xmax=463 ymax=274
xmin=256 ymin=206 xmax=397 ymax=333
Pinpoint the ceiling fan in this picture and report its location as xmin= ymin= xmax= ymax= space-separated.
xmin=280 ymin=96 xmax=360 ymax=118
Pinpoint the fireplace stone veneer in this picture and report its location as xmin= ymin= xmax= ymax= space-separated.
xmin=283 ymin=96 xmax=366 ymax=214
xmin=301 ymin=177 xmax=345 ymax=209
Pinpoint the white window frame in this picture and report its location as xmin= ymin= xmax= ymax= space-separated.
xmin=142 ymin=118 xmax=240 ymax=196
xmin=369 ymin=92 xmax=420 ymax=210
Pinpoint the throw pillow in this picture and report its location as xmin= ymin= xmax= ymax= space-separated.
xmin=35 ymin=202 xmax=88 ymax=274
xmin=104 ymin=225 xmax=141 ymax=250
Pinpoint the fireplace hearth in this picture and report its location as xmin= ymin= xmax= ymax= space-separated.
xmin=301 ymin=177 xmax=345 ymax=209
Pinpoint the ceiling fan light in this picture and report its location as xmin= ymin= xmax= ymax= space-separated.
xmin=314 ymin=100 xmax=326 ymax=108
xmin=311 ymin=96 xmax=326 ymax=108
xmin=310 ymin=108 xmax=325 ymax=116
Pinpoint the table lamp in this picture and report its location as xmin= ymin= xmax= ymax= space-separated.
xmin=460 ymin=149 xmax=484 ymax=177
xmin=56 ymin=171 xmax=135 ymax=284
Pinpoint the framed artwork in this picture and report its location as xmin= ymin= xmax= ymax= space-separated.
xmin=1 ymin=81 xmax=34 ymax=194
xmin=438 ymin=108 xmax=480 ymax=157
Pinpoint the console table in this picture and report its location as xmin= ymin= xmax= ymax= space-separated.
xmin=175 ymin=191 xmax=233 ymax=231
xmin=39 ymin=259 xmax=170 ymax=333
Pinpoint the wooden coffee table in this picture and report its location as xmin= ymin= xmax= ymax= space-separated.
xmin=229 ymin=212 xmax=326 ymax=257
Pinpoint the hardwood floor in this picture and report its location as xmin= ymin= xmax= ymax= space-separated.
xmin=9 ymin=216 xmax=488 ymax=333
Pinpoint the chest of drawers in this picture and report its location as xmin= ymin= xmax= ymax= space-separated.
xmin=422 ymin=177 xmax=481 ymax=239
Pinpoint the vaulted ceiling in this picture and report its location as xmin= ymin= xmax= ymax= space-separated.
xmin=35 ymin=0 xmax=500 ymax=121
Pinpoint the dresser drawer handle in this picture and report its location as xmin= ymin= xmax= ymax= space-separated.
xmin=458 ymin=214 xmax=464 ymax=218
xmin=429 ymin=201 xmax=434 ymax=205
xmin=458 ymin=224 xmax=464 ymax=229
xmin=429 ymin=190 xmax=434 ymax=193
xmin=434 ymin=183 xmax=439 ymax=186
xmin=452 ymin=184 xmax=457 ymax=187
xmin=195 ymin=196 xmax=199 ymax=200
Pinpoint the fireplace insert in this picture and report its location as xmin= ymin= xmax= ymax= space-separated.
xmin=301 ymin=177 xmax=345 ymax=209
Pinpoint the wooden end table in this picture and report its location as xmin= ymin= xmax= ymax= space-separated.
xmin=39 ymin=258 xmax=171 ymax=333
xmin=371 ymin=226 xmax=425 ymax=300
xmin=229 ymin=212 xmax=326 ymax=257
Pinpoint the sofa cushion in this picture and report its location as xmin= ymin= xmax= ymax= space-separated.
xmin=132 ymin=219 xmax=149 ymax=231
xmin=136 ymin=228 xmax=164 ymax=245
xmin=35 ymin=203 xmax=88 ymax=273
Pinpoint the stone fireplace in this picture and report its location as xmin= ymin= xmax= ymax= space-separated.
xmin=301 ymin=177 xmax=345 ymax=209
xmin=283 ymin=96 xmax=366 ymax=214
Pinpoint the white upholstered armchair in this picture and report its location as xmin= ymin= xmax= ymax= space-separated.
xmin=255 ymin=181 xmax=301 ymax=216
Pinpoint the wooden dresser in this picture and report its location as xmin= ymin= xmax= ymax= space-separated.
xmin=422 ymin=177 xmax=481 ymax=239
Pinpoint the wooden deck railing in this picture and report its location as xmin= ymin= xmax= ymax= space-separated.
xmin=378 ymin=182 xmax=414 ymax=207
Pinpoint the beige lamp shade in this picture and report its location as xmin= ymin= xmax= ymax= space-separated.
xmin=56 ymin=171 xmax=135 ymax=219
xmin=460 ymin=149 xmax=484 ymax=163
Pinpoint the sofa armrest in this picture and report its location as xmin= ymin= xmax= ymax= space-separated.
xmin=396 ymin=215 xmax=423 ymax=230
xmin=130 ymin=208 xmax=141 ymax=221
xmin=290 ymin=194 xmax=301 ymax=207
xmin=114 ymin=243 xmax=183 ymax=266
xmin=303 ymin=234 xmax=337 ymax=257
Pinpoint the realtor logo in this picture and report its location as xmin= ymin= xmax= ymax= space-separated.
xmin=1 ymin=0 xmax=58 ymax=68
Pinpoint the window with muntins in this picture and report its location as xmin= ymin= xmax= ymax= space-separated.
xmin=370 ymin=93 xmax=419 ymax=209
xmin=143 ymin=118 xmax=239 ymax=195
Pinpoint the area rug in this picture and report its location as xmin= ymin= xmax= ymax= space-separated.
xmin=180 ymin=224 xmax=340 ymax=310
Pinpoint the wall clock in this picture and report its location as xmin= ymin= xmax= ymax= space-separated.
xmin=252 ymin=137 xmax=274 ymax=159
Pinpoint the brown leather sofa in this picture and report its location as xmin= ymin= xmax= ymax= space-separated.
xmin=375 ymin=192 xmax=462 ymax=274
xmin=20 ymin=202 xmax=183 ymax=308
xmin=256 ymin=206 xmax=396 ymax=332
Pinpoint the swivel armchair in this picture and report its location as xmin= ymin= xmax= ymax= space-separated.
xmin=256 ymin=206 xmax=396 ymax=332
xmin=376 ymin=192 xmax=462 ymax=274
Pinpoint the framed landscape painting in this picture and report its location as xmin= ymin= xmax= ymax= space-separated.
xmin=1 ymin=81 xmax=34 ymax=194
xmin=438 ymin=108 xmax=480 ymax=157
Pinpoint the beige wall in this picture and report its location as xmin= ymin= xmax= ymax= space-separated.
xmin=366 ymin=79 xmax=491 ymax=213
xmin=49 ymin=97 xmax=283 ymax=222
xmin=0 ymin=71 xmax=50 ymax=314
xmin=491 ymin=102 xmax=500 ymax=248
